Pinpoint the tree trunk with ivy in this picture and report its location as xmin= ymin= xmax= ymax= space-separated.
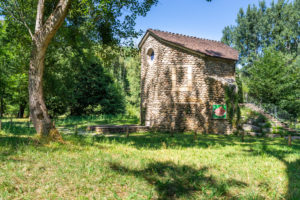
xmin=29 ymin=0 xmax=71 ymax=138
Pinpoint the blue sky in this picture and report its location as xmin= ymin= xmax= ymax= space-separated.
xmin=134 ymin=0 xmax=275 ymax=44
xmin=1 ymin=0 xmax=276 ymax=44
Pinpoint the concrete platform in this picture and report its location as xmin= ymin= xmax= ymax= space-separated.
xmin=87 ymin=125 xmax=149 ymax=134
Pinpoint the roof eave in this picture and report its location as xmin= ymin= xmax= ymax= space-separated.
xmin=152 ymin=32 xmax=238 ymax=61
xmin=139 ymin=30 xmax=239 ymax=61
xmin=138 ymin=30 xmax=151 ymax=49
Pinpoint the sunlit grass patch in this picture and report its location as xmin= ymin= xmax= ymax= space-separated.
xmin=0 ymin=118 xmax=300 ymax=199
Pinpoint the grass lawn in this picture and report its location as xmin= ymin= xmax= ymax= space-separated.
xmin=0 ymin=117 xmax=300 ymax=199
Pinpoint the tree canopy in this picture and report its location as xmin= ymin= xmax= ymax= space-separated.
xmin=222 ymin=0 xmax=300 ymax=119
xmin=222 ymin=0 xmax=300 ymax=66
xmin=0 ymin=0 xmax=158 ymax=137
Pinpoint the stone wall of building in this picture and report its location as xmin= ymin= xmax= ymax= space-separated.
xmin=140 ymin=35 xmax=236 ymax=134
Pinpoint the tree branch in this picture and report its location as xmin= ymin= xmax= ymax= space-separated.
xmin=23 ymin=20 xmax=34 ymax=39
xmin=35 ymin=0 xmax=71 ymax=46
xmin=35 ymin=0 xmax=45 ymax=33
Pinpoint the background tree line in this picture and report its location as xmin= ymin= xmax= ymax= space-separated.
xmin=222 ymin=0 xmax=300 ymax=119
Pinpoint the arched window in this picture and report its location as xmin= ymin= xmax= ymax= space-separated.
xmin=147 ymin=48 xmax=155 ymax=63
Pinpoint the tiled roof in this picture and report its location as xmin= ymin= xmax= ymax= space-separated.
xmin=139 ymin=29 xmax=239 ymax=61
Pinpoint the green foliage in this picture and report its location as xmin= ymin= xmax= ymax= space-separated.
xmin=223 ymin=0 xmax=300 ymax=120
xmin=0 ymin=0 xmax=155 ymax=118
xmin=225 ymin=85 xmax=241 ymax=128
xmin=222 ymin=0 xmax=300 ymax=66
xmin=71 ymin=62 xmax=126 ymax=115
xmin=235 ymin=71 xmax=244 ymax=103
xmin=246 ymin=47 xmax=300 ymax=118
xmin=95 ymin=45 xmax=141 ymax=115
xmin=279 ymin=51 xmax=300 ymax=118
xmin=84 ymin=0 xmax=159 ymax=45
xmin=0 ymin=20 xmax=29 ymax=118
xmin=43 ymin=39 xmax=139 ymax=117
xmin=0 ymin=22 xmax=9 ymax=117
xmin=240 ymin=107 xmax=268 ymax=125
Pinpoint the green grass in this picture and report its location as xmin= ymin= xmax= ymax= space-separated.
xmin=0 ymin=117 xmax=300 ymax=199
xmin=55 ymin=115 xmax=140 ymax=129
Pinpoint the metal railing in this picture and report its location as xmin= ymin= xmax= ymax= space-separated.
xmin=244 ymin=94 xmax=299 ymax=131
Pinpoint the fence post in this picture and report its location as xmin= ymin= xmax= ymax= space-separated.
xmin=126 ymin=126 xmax=129 ymax=138
xmin=170 ymin=129 xmax=174 ymax=137
xmin=75 ymin=124 xmax=78 ymax=135
xmin=288 ymin=135 xmax=292 ymax=146
xmin=0 ymin=120 xmax=1 ymax=131
xmin=194 ymin=131 xmax=197 ymax=141
xmin=28 ymin=119 xmax=30 ymax=129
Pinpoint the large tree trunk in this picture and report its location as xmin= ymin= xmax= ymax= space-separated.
xmin=29 ymin=42 xmax=52 ymax=135
xmin=29 ymin=0 xmax=71 ymax=137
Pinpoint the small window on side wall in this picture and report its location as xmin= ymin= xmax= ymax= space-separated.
xmin=147 ymin=48 xmax=155 ymax=64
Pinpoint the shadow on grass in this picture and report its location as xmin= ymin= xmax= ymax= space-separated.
xmin=94 ymin=132 xmax=295 ymax=150
xmin=1 ymin=122 xmax=300 ymax=200
xmin=0 ymin=135 xmax=38 ymax=163
xmin=0 ymin=121 xmax=36 ymax=136
xmin=94 ymin=133 xmax=242 ymax=149
xmin=247 ymin=140 xmax=300 ymax=200
xmin=0 ymin=121 xmax=37 ymax=160
xmin=110 ymin=161 xmax=247 ymax=200
xmin=55 ymin=115 xmax=139 ymax=129
xmin=99 ymin=133 xmax=300 ymax=199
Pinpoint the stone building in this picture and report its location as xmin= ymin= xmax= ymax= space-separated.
xmin=138 ymin=29 xmax=239 ymax=134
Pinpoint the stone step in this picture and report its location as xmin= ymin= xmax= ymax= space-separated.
xmin=241 ymin=103 xmax=298 ymax=135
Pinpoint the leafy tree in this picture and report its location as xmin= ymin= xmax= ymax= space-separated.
xmin=279 ymin=50 xmax=300 ymax=117
xmin=222 ymin=0 xmax=300 ymax=118
xmin=247 ymin=47 xmax=299 ymax=118
xmin=0 ymin=0 xmax=158 ymax=138
xmin=222 ymin=0 xmax=300 ymax=66
xmin=71 ymin=62 xmax=125 ymax=115
xmin=0 ymin=21 xmax=29 ymax=118
xmin=0 ymin=21 xmax=9 ymax=117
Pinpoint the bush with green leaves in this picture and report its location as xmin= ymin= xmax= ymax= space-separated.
xmin=246 ymin=47 xmax=299 ymax=119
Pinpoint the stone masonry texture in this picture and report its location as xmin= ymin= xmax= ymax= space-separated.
xmin=140 ymin=30 xmax=237 ymax=134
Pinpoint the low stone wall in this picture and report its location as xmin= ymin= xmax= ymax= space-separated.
xmin=87 ymin=125 xmax=149 ymax=134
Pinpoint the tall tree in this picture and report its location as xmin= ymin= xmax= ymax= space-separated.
xmin=247 ymin=47 xmax=300 ymax=118
xmin=28 ymin=0 xmax=71 ymax=137
xmin=222 ymin=0 xmax=300 ymax=66
xmin=0 ymin=0 xmax=159 ymax=138
xmin=0 ymin=21 xmax=9 ymax=117
xmin=0 ymin=0 xmax=71 ymax=137
xmin=0 ymin=20 xmax=29 ymax=118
